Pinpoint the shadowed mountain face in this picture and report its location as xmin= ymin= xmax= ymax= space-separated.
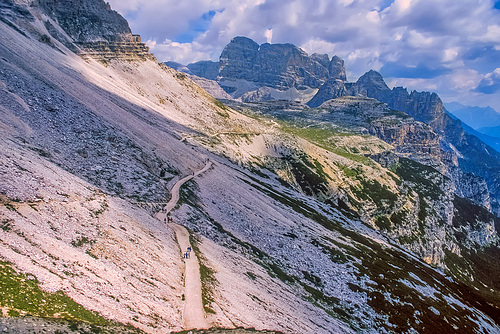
xmin=36 ymin=0 xmax=131 ymax=42
xmin=1 ymin=1 xmax=500 ymax=334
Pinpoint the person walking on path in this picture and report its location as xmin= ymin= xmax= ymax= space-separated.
xmin=154 ymin=160 xmax=212 ymax=330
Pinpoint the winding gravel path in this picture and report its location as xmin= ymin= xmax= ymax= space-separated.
xmin=155 ymin=160 xmax=212 ymax=330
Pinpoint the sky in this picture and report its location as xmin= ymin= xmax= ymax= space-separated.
xmin=107 ymin=0 xmax=500 ymax=111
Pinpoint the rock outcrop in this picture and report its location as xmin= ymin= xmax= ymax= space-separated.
xmin=34 ymin=0 xmax=156 ymax=61
xmin=184 ymin=36 xmax=348 ymax=98
xmin=354 ymin=72 xmax=500 ymax=214
xmin=307 ymin=79 xmax=349 ymax=108
xmin=305 ymin=68 xmax=500 ymax=214
xmin=328 ymin=55 xmax=347 ymax=81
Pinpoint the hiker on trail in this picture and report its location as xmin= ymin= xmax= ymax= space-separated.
xmin=187 ymin=246 xmax=191 ymax=253
xmin=183 ymin=252 xmax=190 ymax=259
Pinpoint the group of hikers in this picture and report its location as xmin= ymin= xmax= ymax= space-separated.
xmin=159 ymin=210 xmax=191 ymax=259
xmin=183 ymin=246 xmax=192 ymax=259
xmin=163 ymin=214 xmax=173 ymax=223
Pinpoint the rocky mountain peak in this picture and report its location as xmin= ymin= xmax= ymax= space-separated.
xmin=329 ymin=55 xmax=347 ymax=81
xmin=218 ymin=36 xmax=260 ymax=82
xmin=355 ymin=70 xmax=391 ymax=96
xmin=209 ymin=36 xmax=346 ymax=95
xmin=311 ymin=53 xmax=330 ymax=68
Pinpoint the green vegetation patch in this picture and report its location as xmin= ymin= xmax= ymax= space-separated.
xmin=213 ymin=99 xmax=230 ymax=118
xmin=374 ymin=215 xmax=391 ymax=231
xmin=1 ymin=218 xmax=14 ymax=232
xmin=280 ymin=123 xmax=374 ymax=165
xmin=0 ymin=261 xmax=111 ymax=325
xmin=287 ymin=158 xmax=330 ymax=197
xmin=188 ymin=233 xmax=218 ymax=314
xmin=71 ymin=236 xmax=94 ymax=248
xmin=391 ymin=158 xmax=445 ymax=201
xmin=452 ymin=196 xmax=500 ymax=231
xmin=350 ymin=179 xmax=398 ymax=210
xmin=300 ymin=280 xmax=354 ymax=324
xmin=444 ymin=197 xmax=500 ymax=318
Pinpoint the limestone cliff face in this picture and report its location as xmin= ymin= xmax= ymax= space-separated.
xmin=307 ymin=68 xmax=500 ymax=214
xmin=328 ymin=56 xmax=347 ymax=81
xmin=188 ymin=37 xmax=348 ymax=97
xmin=354 ymin=72 xmax=500 ymax=214
xmin=256 ymin=42 xmax=330 ymax=89
xmin=320 ymin=97 xmax=445 ymax=170
xmin=218 ymin=36 xmax=260 ymax=83
xmin=35 ymin=0 xmax=156 ymax=61
xmin=36 ymin=0 xmax=131 ymax=42
xmin=218 ymin=37 xmax=333 ymax=91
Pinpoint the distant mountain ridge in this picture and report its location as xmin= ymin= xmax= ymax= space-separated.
xmin=445 ymin=102 xmax=500 ymax=140
xmin=445 ymin=102 xmax=500 ymax=131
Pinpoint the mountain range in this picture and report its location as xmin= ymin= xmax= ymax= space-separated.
xmin=175 ymin=36 xmax=500 ymax=217
xmin=445 ymin=102 xmax=500 ymax=139
xmin=1 ymin=1 xmax=500 ymax=333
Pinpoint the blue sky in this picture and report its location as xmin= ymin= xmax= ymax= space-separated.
xmin=108 ymin=0 xmax=500 ymax=112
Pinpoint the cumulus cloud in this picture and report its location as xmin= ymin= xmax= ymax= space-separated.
xmin=147 ymin=39 xmax=214 ymax=65
xmin=107 ymin=0 xmax=500 ymax=111
xmin=475 ymin=68 xmax=500 ymax=94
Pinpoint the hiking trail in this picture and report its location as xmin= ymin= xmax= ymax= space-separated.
xmin=155 ymin=160 xmax=212 ymax=330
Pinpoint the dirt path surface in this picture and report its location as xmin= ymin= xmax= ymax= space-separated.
xmin=170 ymin=223 xmax=208 ymax=330
xmin=156 ymin=160 xmax=212 ymax=330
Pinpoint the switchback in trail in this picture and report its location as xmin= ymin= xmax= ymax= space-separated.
xmin=155 ymin=160 xmax=212 ymax=331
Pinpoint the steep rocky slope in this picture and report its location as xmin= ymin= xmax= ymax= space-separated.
xmin=0 ymin=1 xmax=499 ymax=334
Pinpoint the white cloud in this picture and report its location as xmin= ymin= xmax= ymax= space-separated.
xmin=481 ymin=25 xmax=500 ymax=44
xmin=147 ymin=38 xmax=213 ymax=65
xmin=264 ymin=29 xmax=273 ymax=43
xmin=442 ymin=48 xmax=459 ymax=63
xmin=366 ymin=10 xmax=381 ymax=24
xmin=391 ymin=0 xmax=413 ymax=13
xmin=406 ymin=30 xmax=435 ymax=48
